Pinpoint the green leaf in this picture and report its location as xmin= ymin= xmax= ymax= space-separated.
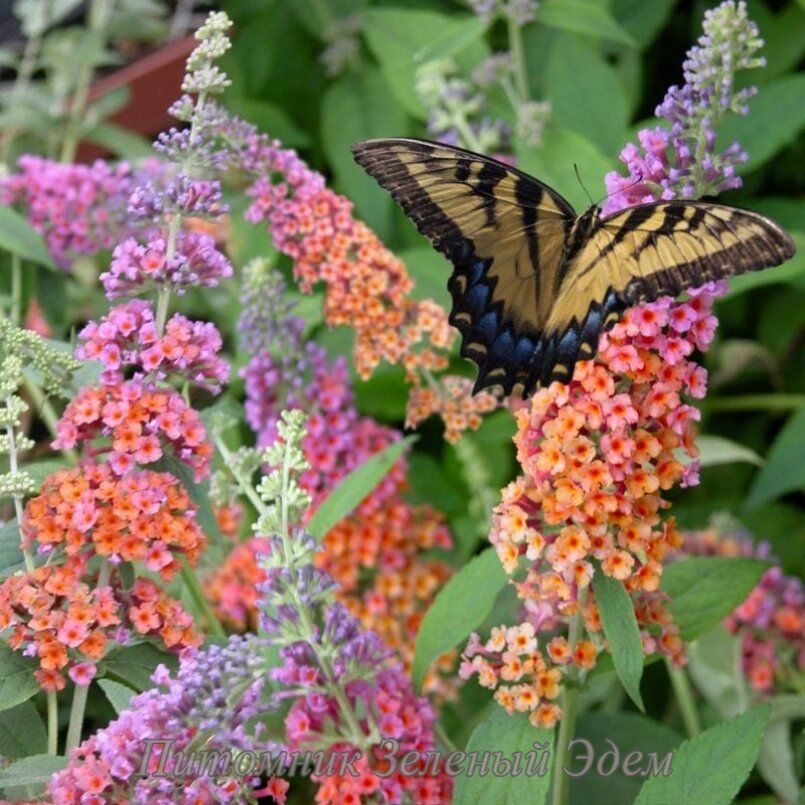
xmin=0 ymin=206 xmax=57 ymax=270
xmin=412 ymin=548 xmax=507 ymax=689
xmin=536 ymin=0 xmax=636 ymax=46
xmin=687 ymin=624 xmax=745 ymax=720
xmin=634 ymin=704 xmax=770 ymax=805
xmin=0 ymin=520 xmax=25 ymax=578
xmin=544 ymin=34 xmax=629 ymax=156
xmin=97 ymin=678 xmax=136 ymax=714
xmin=226 ymin=98 xmax=310 ymax=148
xmin=746 ymin=1 xmax=805 ymax=83
xmin=661 ymin=557 xmax=770 ymax=640
xmin=516 ymin=128 xmax=616 ymax=212
xmin=594 ymin=572 xmax=644 ymax=710
xmin=307 ymin=436 xmax=416 ymax=540
xmin=84 ymin=122 xmax=154 ymax=159
xmin=611 ymin=0 xmax=677 ymax=50
xmin=362 ymin=8 xmax=489 ymax=119
xmin=321 ymin=68 xmax=409 ymax=241
xmin=696 ymin=435 xmax=764 ymax=468
xmin=100 ymin=643 xmax=177 ymax=692
xmin=757 ymin=717 xmax=800 ymax=805
xmin=412 ymin=15 xmax=488 ymax=65
xmin=0 ymin=754 xmax=68 ymax=790
xmin=398 ymin=246 xmax=453 ymax=310
xmin=719 ymin=74 xmax=805 ymax=172
xmin=25 ymin=458 xmax=71 ymax=487
xmin=152 ymin=454 xmax=222 ymax=542
xmin=453 ymin=708 xmax=554 ymax=804
xmin=745 ymin=406 xmax=805 ymax=509
xmin=0 ymin=643 xmax=39 ymax=712
xmin=570 ymin=712 xmax=683 ymax=804
xmin=0 ymin=701 xmax=47 ymax=759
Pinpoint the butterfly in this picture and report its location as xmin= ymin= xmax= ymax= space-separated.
xmin=352 ymin=137 xmax=796 ymax=398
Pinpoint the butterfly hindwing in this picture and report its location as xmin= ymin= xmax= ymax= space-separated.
xmin=351 ymin=138 xmax=576 ymax=394
xmin=546 ymin=201 xmax=796 ymax=343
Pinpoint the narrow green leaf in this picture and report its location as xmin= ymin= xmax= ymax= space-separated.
xmin=100 ymin=643 xmax=178 ymax=692
xmin=696 ymin=435 xmax=764 ymax=468
xmin=757 ymin=718 xmax=799 ymax=805
xmin=412 ymin=548 xmax=507 ymax=689
xmin=152 ymin=454 xmax=222 ymax=542
xmin=745 ymin=407 xmax=805 ymax=508
xmin=662 ymin=557 xmax=770 ymax=640
xmin=537 ymin=0 xmax=636 ymax=46
xmin=453 ymin=708 xmax=554 ymax=804
xmin=0 ymin=701 xmax=47 ymax=759
xmin=594 ymin=572 xmax=644 ymax=710
xmin=0 ymin=206 xmax=57 ymax=270
xmin=0 ymin=643 xmax=39 ymax=712
xmin=634 ymin=704 xmax=771 ymax=805
xmin=84 ymin=122 xmax=154 ymax=159
xmin=97 ymin=678 xmax=136 ymax=714
xmin=0 ymin=754 xmax=68 ymax=790
xmin=307 ymin=436 xmax=416 ymax=541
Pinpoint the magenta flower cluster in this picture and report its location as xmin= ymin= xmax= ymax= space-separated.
xmin=77 ymin=299 xmax=228 ymax=391
xmin=0 ymin=156 xmax=142 ymax=268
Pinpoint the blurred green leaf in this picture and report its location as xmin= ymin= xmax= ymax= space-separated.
xmin=321 ymin=67 xmax=409 ymax=240
xmin=545 ymin=33 xmax=629 ymax=157
xmin=226 ymin=98 xmax=311 ymax=147
xmin=100 ymin=643 xmax=178 ymax=692
xmin=84 ymin=122 xmax=153 ymax=158
xmin=536 ymin=0 xmax=636 ymax=46
xmin=362 ymin=8 xmax=489 ymax=119
xmin=307 ymin=436 xmax=416 ymax=540
xmin=719 ymin=73 xmax=805 ymax=172
xmin=453 ymin=709 xmax=554 ymax=803
xmin=0 ymin=701 xmax=46 ymax=760
xmin=0 ymin=520 xmax=25 ymax=579
xmin=570 ymin=712 xmax=683 ymax=805
xmin=612 ymin=0 xmax=677 ymax=50
xmin=595 ymin=572 xmax=645 ymax=710
xmin=398 ymin=245 xmax=453 ymax=310
xmin=0 ymin=643 xmax=39 ymax=713
xmin=0 ymin=755 xmax=68 ymax=792
xmin=696 ymin=435 xmax=764 ymax=468
xmin=412 ymin=15 xmax=488 ymax=65
xmin=746 ymin=406 xmax=805 ymax=508
xmin=97 ymin=679 xmax=136 ymax=714
xmin=0 ymin=207 xmax=57 ymax=270
xmin=687 ymin=624 xmax=744 ymax=720
xmin=662 ymin=557 xmax=770 ymax=640
xmin=517 ymin=128 xmax=616 ymax=211
xmin=746 ymin=1 xmax=805 ymax=83
xmin=412 ymin=548 xmax=507 ymax=689
xmin=757 ymin=717 xmax=800 ymax=805
xmin=634 ymin=704 xmax=770 ymax=805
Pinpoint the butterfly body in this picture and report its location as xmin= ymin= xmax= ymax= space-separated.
xmin=352 ymin=137 xmax=795 ymax=398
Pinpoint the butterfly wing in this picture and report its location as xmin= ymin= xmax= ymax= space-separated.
xmin=542 ymin=200 xmax=796 ymax=386
xmin=352 ymin=138 xmax=576 ymax=395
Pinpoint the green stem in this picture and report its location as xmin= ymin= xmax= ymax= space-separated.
xmin=702 ymin=394 xmax=805 ymax=412
xmin=5 ymin=394 xmax=35 ymax=573
xmin=666 ymin=660 xmax=701 ymax=738
xmin=23 ymin=376 xmax=79 ymax=464
xmin=213 ymin=436 xmax=264 ymax=515
xmin=59 ymin=0 xmax=116 ymax=162
xmin=47 ymin=690 xmax=58 ymax=755
xmin=180 ymin=558 xmax=226 ymax=637
xmin=10 ymin=255 xmax=22 ymax=327
xmin=434 ymin=721 xmax=458 ymax=753
xmin=64 ymin=681 xmax=90 ymax=753
xmin=451 ymin=112 xmax=485 ymax=153
xmin=507 ymin=16 xmax=530 ymax=104
xmin=552 ymin=589 xmax=587 ymax=805
xmin=154 ymin=286 xmax=172 ymax=338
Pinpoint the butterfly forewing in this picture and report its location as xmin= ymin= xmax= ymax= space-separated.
xmin=353 ymin=139 xmax=796 ymax=399
xmin=352 ymin=138 xmax=576 ymax=394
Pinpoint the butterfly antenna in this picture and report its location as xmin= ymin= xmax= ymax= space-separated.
xmin=574 ymin=163 xmax=595 ymax=208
